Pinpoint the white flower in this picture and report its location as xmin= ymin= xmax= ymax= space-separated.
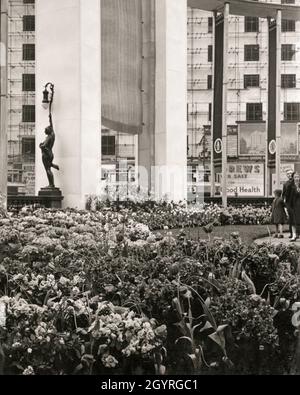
xmin=23 ymin=366 xmax=35 ymax=376
xmin=59 ymin=276 xmax=69 ymax=286
xmin=72 ymin=287 xmax=80 ymax=296
xmin=101 ymin=354 xmax=119 ymax=369
xmin=72 ymin=275 xmax=81 ymax=285
xmin=27 ymin=348 xmax=33 ymax=354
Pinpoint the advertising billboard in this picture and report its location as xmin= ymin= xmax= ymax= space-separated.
xmin=239 ymin=123 xmax=266 ymax=156
xmin=227 ymin=163 xmax=264 ymax=197
xmin=281 ymin=123 xmax=298 ymax=156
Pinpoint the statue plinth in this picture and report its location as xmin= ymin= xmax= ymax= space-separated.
xmin=38 ymin=187 xmax=64 ymax=209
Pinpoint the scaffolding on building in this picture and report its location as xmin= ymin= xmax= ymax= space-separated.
xmin=7 ymin=0 xmax=35 ymax=196
xmin=187 ymin=0 xmax=300 ymax=199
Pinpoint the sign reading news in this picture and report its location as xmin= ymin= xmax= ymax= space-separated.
xmin=227 ymin=163 xmax=264 ymax=197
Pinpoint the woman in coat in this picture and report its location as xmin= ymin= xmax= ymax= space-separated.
xmin=289 ymin=172 xmax=300 ymax=241
xmin=271 ymin=189 xmax=286 ymax=238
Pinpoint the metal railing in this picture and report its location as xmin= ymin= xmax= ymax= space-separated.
xmin=7 ymin=195 xmax=45 ymax=212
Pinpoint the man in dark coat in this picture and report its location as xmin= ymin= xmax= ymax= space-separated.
xmin=282 ymin=169 xmax=294 ymax=238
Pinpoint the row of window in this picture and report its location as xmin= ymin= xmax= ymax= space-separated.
xmin=12 ymin=135 xmax=116 ymax=158
xmin=23 ymin=45 xmax=297 ymax=65
xmin=205 ymin=74 xmax=298 ymax=90
xmin=196 ymin=0 xmax=295 ymax=34
xmin=244 ymin=17 xmax=296 ymax=33
xmin=206 ymin=44 xmax=297 ymax=62
xmin=22 ymin=0 xmax=297 ymax=35
xmin=196 ymin=1 xmax=296 ymax=33
xmin=202 ymin=16 xmax=296 ymax=34
xmin=191 ymin=103 xmax=300 ymax=123
xmin=23 ymin=105 xmax=300 ymax=124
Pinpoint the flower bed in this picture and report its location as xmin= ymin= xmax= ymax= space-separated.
xmin=86 ymin=197 xmax=272 ymax=230
xmin=0 ymin=208 xmax=299 ymax=375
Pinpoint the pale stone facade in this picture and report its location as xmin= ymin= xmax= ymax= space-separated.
xmin=35 ymin=0 xmax=188 ymax=207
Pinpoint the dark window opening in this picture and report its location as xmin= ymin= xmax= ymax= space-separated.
xmin=23 ymin=15 xmax=35 ymax=31
xmin=102 ymin=136 xmax=116 ymax=156
xmin=245 ymin=17 xmax=259 ymax=33
xmin=246 ymin=103 xmax=263 ymax=121
xmin=281 ymin=74 xmax=296 ymax=88
xmin=22 ymin=105 xmax=35 ymax=122
xmin=244 ymin=74 xmax=260 ymax=89
xmin=244 ymin=45 xmax=260 ymax=61
xmin=22 ymin=74 xmax=35 ymax=91
xmin=284 ymin=103 xmax=300 ymax=121
xmin=23 ymin=44 xmax=35 ymax=61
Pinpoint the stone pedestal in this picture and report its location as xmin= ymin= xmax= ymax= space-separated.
xmin=38 ymin=187 xmax=64 ymax=209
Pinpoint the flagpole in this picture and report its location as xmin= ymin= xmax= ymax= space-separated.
xmin=211 ymin=12 xmax=216 ymax=199
xmin=0 ymin=0 xmax=8 ymax=210
xmin=265 ymin=15 xmax=269 ymax=200
xmin=276 ymin=9 xmax=281 ymax=190
xmin=222 ymin=3 xmax=229 ymax=208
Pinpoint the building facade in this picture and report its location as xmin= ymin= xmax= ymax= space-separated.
xmin=7 ymin=0 xmax=35 ymax=196
xmin=5 ymin=0 xmax=300 ymax=202
xmin=187 ymin=0 xmax=300 ymax=198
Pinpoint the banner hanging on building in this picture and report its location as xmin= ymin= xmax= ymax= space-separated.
xmin=267 ymin=19 xmax=277 ymax=168
xmin=213 ymin=14 xmax=224 ymax=167
xmin=101 ymin=0 xmax=143 ymax=134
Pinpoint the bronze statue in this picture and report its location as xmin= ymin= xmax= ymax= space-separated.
xmin=39 ymin=113 xmax=59 ymax=188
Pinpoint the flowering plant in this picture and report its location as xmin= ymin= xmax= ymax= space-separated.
xmin=0 ymin=208 xmax=299 ymax=375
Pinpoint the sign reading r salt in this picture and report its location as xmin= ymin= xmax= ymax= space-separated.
xmin=226 ymin=163 xmax=264 ymax=197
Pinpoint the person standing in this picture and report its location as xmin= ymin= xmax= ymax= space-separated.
xmin=271 ymin=189 xmax=286 ymax=238
xmin=282 ymin=169 xmax=294 ymax=238
xmin=290 ymin=173 xmax=300 ymax=242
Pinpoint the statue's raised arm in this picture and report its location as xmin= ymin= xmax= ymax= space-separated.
xmin=49 ymin=113 xmax=53 ymax=130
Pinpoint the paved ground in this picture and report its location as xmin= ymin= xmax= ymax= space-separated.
xmin=158 ymin=225 xmax=274 ymax=245
xmin=158 ymin=225 xmax=300 ymax=246
xmin=255 ymin=233 xmax=300 ymax=246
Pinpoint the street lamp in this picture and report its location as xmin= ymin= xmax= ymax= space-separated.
xmin=42 ymin=82 xmax=55 ymax=113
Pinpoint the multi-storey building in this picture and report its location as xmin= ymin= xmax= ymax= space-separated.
xmin=7 ymin=0 xmax=35 ymax=196
xmin=7 ymin=1 xmax=137 ymax=196
xmin=187 ymin=0 xmax=300 ymax=197
xmin=6 ymin=0 xmax=300 ymax=199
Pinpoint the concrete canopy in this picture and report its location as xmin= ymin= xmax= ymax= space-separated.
xmin=187 ymin=0 xmax=300 ymax=21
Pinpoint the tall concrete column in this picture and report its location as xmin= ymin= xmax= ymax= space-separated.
xmin=0 ymin=0 xmax=8 ymax=209
xmin=35 ymin=0 xmax=101 ymax=208
xmin=153 ymin=0 xmax=187 ymax=201
xmin=138 ymin=0 xmax=156 ymax=193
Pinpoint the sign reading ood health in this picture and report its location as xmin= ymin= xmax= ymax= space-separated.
xmin=227 ymin=163 xmax=264 ymax=197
